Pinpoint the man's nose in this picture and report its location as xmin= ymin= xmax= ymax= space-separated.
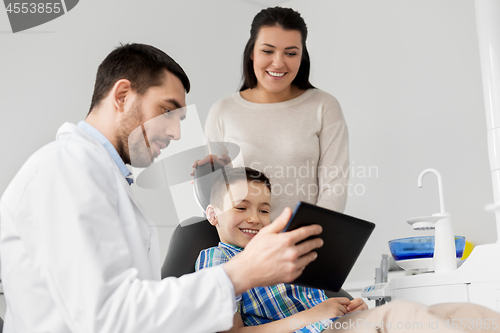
xmin=166 ymin=117 xmax=181 ymax=140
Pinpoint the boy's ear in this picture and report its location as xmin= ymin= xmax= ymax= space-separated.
xmin=206 ymin=205 xmax=218 ymax=226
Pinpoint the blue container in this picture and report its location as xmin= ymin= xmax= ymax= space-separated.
xmin=388 ymin=236 xmax=465 ymax=261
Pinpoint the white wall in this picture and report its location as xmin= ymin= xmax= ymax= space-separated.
xmin=0 ymin=0 xmax=494 ymax=287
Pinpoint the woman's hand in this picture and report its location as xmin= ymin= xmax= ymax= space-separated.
xmin=346 ymin=298 xmax=368 ymax=313
xmin=190 ymin=154 xmax=232 ymax=176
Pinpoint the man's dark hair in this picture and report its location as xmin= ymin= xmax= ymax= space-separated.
xmin=210 ymin=167 xmax=272 ymax=209
xmin=88 ymin=43 xmax=190 ymax=114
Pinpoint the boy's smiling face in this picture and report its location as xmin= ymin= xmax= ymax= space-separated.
xmin=207 ymin=180 xmax=271 ymax=248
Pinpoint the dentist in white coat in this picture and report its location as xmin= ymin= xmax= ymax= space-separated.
xmin=0 ymin=43 xmax=323 ymax=333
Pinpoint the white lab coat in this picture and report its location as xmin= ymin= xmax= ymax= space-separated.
xmin=0 ymin=123 xmax=235 ymax=333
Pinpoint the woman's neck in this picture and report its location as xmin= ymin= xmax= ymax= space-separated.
xmin=241 ymin=85 xmax=305 ymax=104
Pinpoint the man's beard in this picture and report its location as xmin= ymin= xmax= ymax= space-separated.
xmin=116 ymin=99 xmax=154 ymax=168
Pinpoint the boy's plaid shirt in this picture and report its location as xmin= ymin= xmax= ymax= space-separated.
xmin=196 ymin=242 xmax=334 ymax=333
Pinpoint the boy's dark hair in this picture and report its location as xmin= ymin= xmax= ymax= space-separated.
xmin=240 ymin=6 xmax=315 ymax=91
xmin=210 ymin=167 xmax=271 ymax=209
xmin=88 ymin=43 xmax=190 ymax=114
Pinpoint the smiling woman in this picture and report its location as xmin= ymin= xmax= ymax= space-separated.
xmin=203 ymin=6 xmax=349 ymax=221
xmin=246 ymin=25 xmax=303 ymax=102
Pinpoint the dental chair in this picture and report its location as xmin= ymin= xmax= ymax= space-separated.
xmin=161 ymin=163 xmax=352 ymax=300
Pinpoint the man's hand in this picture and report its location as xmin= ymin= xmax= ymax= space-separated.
xmin=223 ymin=207 xmax=323 ymax=295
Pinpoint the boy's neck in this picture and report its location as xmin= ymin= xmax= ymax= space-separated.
xmin=220 ymin=241 xmax=244 ymax=251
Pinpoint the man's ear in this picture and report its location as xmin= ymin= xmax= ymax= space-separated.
xmin=111 ymin=79 xmax=132 ymax=112
xmin=206 ymin=205 xmax=218 ymax=226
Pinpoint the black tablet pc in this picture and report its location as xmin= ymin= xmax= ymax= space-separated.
xmin=283 ymin=202 xmax=376 ymax=292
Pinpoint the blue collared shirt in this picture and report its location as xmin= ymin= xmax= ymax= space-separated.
xmin=77 ymin=121 xmax=133 ymax=185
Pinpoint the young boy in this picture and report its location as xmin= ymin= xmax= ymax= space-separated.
xmin=195 ymin=167 xmax=367 ymax=333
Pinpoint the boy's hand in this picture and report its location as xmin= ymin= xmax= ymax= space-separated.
xmin=346 ymin=298 xmax=368 ymax=313
xmin=312 ymin=298 xmax=350 ymax=320
xmin=223 ymin=207 xmax=323 ymax=295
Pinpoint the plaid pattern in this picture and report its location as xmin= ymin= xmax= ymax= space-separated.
xmin=196 ymin=242 xmax=334 ymax=333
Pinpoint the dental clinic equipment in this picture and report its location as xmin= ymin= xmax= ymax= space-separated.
xmin=362 ymin=0 xmax=500 ymax=311
xmin=362 ymin=167 xmax=500 ymax=310
xmin=374 ymin=254 xmax=389 ymax=306
xmin=403 ymin=169 xmax=458 ymax=274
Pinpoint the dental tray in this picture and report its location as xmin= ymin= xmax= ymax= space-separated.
xmin=388 ymin=235 xmax=465 ymax=261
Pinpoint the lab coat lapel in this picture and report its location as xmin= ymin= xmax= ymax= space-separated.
xmin=57 ymin=123 xmax=160 ymax=279
xmin=127 ymin=196 xmax=161 ymax=280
